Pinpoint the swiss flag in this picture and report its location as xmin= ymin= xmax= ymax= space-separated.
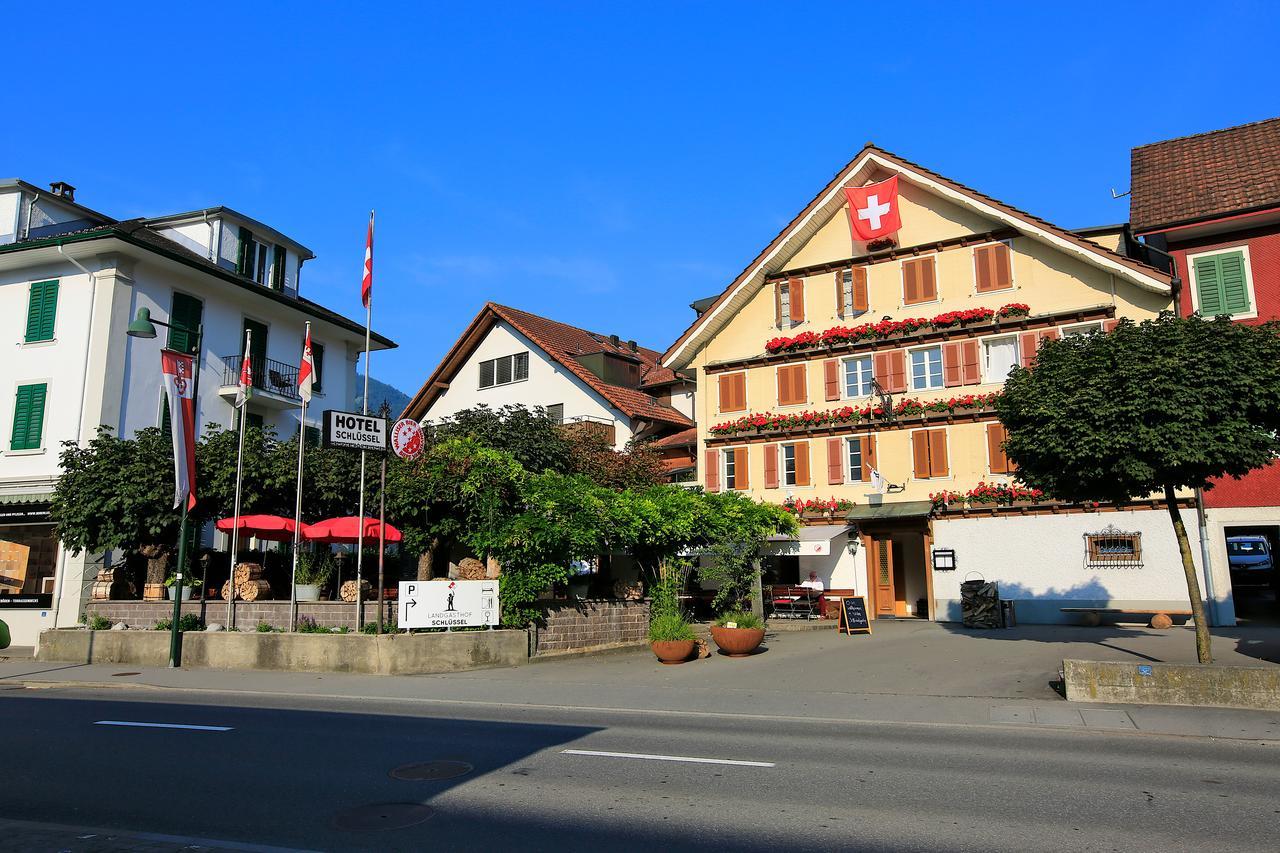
xmin=843 ymin=176 xmax=902 ymax=242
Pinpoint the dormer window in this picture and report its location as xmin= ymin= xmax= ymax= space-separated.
xmin=237 ymin=227 xmax=286 ymax=290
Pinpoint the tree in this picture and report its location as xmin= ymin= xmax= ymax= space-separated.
xmin=197 ymin=423 xmax=289 ymax=520
xmin=694 ymin=492 xmax=798 ymax=612
xmin=429 ymin=405 xmax=571 ymax=474
xmin=995 ymin=314 xmax=1280 ymax=663
xmin=563 ymin=427 xmax=666 ymax=490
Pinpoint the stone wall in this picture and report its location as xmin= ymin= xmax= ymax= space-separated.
xmin=535 ymin=598 xmax=649 ymax=655
xmin=83 ymin=600 xmax=394 ymax=632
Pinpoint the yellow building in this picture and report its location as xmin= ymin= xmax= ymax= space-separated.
xmin=662 ymin=145 xmax=1222 ymax=624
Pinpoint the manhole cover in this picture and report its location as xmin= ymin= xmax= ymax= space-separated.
xmin=112 ymin=672 xmax=140 ymax=677
xmin=332 ymin=803 xmax=434 ymax=832
xmin=390 ymin=760 xmax=474 ymax=781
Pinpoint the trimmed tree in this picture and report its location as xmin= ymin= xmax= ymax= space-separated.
xmin=995 ymin=314 xmax=1280 ymax=663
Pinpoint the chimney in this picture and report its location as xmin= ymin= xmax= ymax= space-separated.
xmin=49 ymin=181 xmax=76 ymax=202
xmin=608 ymin=334 xmax=620 ymax=348
xmin=627 ymin=339 xmax=637 ymax=351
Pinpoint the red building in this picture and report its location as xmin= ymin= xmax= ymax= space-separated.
xmin=1131 ymin=116 xmax=1280 ymax=621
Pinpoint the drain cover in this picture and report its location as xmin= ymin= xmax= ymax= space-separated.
xmin=390 ymin=760 xmax=474 ymax=781
xmin=112 ymin=672 xmax=140 ymax=677
xmin=332 ymin=803 xmax=434 ymax=831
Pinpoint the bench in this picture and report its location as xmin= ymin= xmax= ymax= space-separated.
xmin=1060 ymin=607 xmax=1194 ymax=629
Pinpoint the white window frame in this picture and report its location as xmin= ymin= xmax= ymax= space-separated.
xmin=842 ymin=355 xmax=874 ymax=399
xmin=1187 ymin=245 xmax=1258 ymax=321
xmin=479 ymin=352 xmax=530 ymax=389
xmin=840 ymin=268 xmax=858 ymax=317
xmin=722 ymin=447 xmax=743 ymax=491
xmin=782 ymin=442 xmax=798 ymax=487
xmin=846 ymin=436 xmax=865 ymax=483
xmin=969 ymin=238 xmax=1017 ymax=295
xmin=900 ymin=257 xmax=941 ymax=308
xmin=778 ymin=281 xmax=793 ymax=329
xmin=908 ymin=344 xmax=944 ymax=391
xmin=982 ymin=334 xmax=1019 ymax=385
xmin=718 ymin=370 xmax=748 ymax=415
xmin=1060 ymin=321 xmax=1104 ymax=338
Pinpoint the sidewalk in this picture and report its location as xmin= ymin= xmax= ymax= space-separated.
xmin=4 ymin=620 xmax=1278 ymax=742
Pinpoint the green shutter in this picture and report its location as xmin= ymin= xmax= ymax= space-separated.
xmin=1193 ymin=256 xmax=1223 ymax=316
xmin=24 ymin=280 xmax=59 ymax=342
xmin=167 ymin=293 xmax=203 ymax=354
xmin=236 ymin=226 xmax=252 ymax=276
xmin=311 ymin=343 xmax=324 ymax=393
xmin=1218 ymin=252 xmax=1251 ymax=314
xmin=160 ymin=391 xmax=172 ymax=434
xmin=272 ymin=245 xmax=287 ymax=291
xmin=10 ymin=383 xmax=47 ymax=450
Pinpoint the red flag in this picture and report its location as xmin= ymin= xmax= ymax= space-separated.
xmin=361 ymin=212 xmax=374 ymax=308
xmin=161 ymin=349 xmax=197 ymax=511
xmin=298 ymin=324 xmax=315 ymax=403
xmin=843 ymin=176 xmax=902 ymax=243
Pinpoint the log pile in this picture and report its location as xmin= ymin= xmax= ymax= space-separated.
xmin=221 ymin=562 xmax=272 ymax=601
xmin=339 ymin=579 xmax=372 ymax=602
xmin=90 ymin=566 xmax=135 ymax=600
xmin=456 ymin=557 xmax=486 ymax=580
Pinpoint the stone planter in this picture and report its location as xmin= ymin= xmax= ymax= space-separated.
xmin=167 ymin=585 xmax=193 ymax=601
xmin=650 ymin=639 xmax=695 ymax=665
xmin=710 ymin=625 xmax=765 ymax=657
xmin=294 ymin=584 xmax=321 ymax=602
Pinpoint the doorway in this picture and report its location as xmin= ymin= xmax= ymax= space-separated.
xmin=867 ymin=527 xmax=931 ymax=620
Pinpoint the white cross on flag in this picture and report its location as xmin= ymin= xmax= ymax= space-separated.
xmin=843 ymin=176 xmax=902 ymax=242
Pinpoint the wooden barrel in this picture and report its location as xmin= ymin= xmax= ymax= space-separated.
xmin=142 ymin=582 xmax=165 ymax=601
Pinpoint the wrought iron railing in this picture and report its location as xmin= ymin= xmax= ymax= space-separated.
xmin=220 ymin=354 xmax=301 ymax=402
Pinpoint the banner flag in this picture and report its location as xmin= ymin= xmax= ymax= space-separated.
xmin=161 ymin=349 xmax=197 ymax=511
xmin=843 ymin=176 xmax=902 ymax=242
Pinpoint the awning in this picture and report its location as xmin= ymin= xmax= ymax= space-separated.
xmin=765 ymin=524 xmax=849 ymax=556
xmin=0 ymin=491 xmax=52 ymax=505
xmin=845 ymin=500 xmax=934 ymax=522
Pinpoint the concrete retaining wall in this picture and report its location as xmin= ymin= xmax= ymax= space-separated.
xmin=82 ymin=600 xmax=394 ymax=632
xmin=535 ymin=599 xmax=649 ymax=654
xmin=1063 ymin=658 xmax=1280 ymax=711
xmin=38 ymin=629 xmax=529 ymax=675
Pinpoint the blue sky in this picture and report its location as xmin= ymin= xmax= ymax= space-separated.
xmin=6 ymin=1 xmax=1277 ymax=393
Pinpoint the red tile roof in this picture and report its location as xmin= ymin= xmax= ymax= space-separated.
xmin=648 ymin=427 xmax=697 ymax=449
xmin=1131 ymin=117 xmax=1280 ymax=233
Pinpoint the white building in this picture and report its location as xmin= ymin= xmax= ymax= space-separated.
xmin=0 ymin=179 xmax=394 ymax=647
xmin=403 ymin=302 xmax=695 ymax=470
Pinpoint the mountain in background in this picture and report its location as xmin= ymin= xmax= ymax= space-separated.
xmin=354 ymin=374 xmax=412 ymax=417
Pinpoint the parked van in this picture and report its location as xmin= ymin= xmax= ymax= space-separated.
xmin=1226 ymin=536 xmax=1275 ymax=589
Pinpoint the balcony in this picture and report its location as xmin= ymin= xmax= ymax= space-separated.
xmin=218 ymin=354 xmax=302 ymax=408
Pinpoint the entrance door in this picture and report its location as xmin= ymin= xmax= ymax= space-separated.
xmin=873 ymin=536 xmax=895 ymax=618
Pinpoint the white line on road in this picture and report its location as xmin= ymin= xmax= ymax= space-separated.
xmin=561 ymin=749 xmax=774 ymax=767
xmin=94 ymin=720 xmax=232 ymax=732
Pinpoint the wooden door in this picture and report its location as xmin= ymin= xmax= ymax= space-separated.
xmin=873 ymin=537 xmax=895 ymax=618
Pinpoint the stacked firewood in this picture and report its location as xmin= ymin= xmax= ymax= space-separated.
xmin=221 ymin=563 xmax=272 ymax=601
xmin=339 ymin=579 xmax=372 ymax=602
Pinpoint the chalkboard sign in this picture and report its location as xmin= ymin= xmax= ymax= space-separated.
xmin=837 ymin=595 xmax=871 ymax=635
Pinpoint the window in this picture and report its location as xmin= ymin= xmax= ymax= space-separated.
xmin=721 ymin=447 xmax=748 ymax=490
xmin=1191 ymin=248 xmax=1253 ymax=318
xmin=545 ymin=403 xmax=564 ymax=423
xmin=836 ymin=267 xmax=868 ymax=319
xmin=479 ymin=353 xmax=530 ymax=389
xmin=983 ymin=337 xmax=1018 ymax=384
xmin=311 ymin=343 xmax=325 ymax=393
xmin=237 ymin=227 xmax=270 ymax=285
xmin=1062 ymin=322 xmax=1103 ymax=338
xmin=843 ymin=355 xmax=874 ymax=398
xmin=168 ymin=292 xmax=203 ymax=354
xmin=718 ymin=372 xmax=746 ymax=413
xmin=1085 ymin=526 xmax=1142 ymax=568
xmin=24 ymin=280 xmax=59 ymax=343
xmin=782 ymin=442 xmax=810 ymax=487
xmin=777 ymin=363 xmax=807 ymax=406
xmin=271 ymin=245 xmax=287 ymax=292
xmin=10 ymin=383 xmax=47 ymax=451
xmin=910 ymin=346 xmax=943 ymax=390
xmin=724 ymin=448 xmax=737 ymax=490
xmin=986 ymin=422 xmax=1014 ymax=474
xmin=839 ymin=269 xmax=854 ymax=316
xmin=847 ymin=437 xmax=863 ymax=482
xmin=911 ymin=428 xmax=949 ymax=479
xmin=774 ymin=278 xmax=804 ymax=328
xmin=974 ymin=242 xmax=1013 ymax=293
xmin=902 ymin=256 xmax=937 ymax=305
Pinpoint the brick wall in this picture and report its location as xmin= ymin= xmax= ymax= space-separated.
xmin=84 ymin=600 xmax=394 ymax=632
xmin=535 ymin=599 xmax=649 ymax=654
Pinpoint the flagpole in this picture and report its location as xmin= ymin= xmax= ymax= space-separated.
xmin=355 ymin=210 xmax=374 ymax=630
xmin=376 ymin=402 xmax=388 ymax=635
xmin=226 ymin=329 xmax=251 ymax=632
xmin=289 ymin=322 xmax=311 ymax=632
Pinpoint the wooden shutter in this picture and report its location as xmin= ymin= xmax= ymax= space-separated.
xmin=774 ymin=282 xmax=784 ymax=326
xmin=704 ymin=449 xmax=720 ymax=492
xmin=11 ymin=383 xmax=47 ymax=451
xmin=827 ymin=438 xmax=843 ymax=485
xmin=734 ymin=447 xmax=750 ymax=490
xmin=911 ymin=431 xmax=930 ymax=479
xmin=168 ymin=293 xmax=203 ymax=354
xmin=764 ymin=444 xmax=779 ymax=489
xmin=25 ymin=280 xmax=59 ymax=342
xmin=1103 ymin=318 xmax=1119 ymax=333
xmin=272 ymin=245 xmax=287 ymax=291
xmin=961 ymin=339 xmax=981 ymax=385
xmin=887 ymin=350 xmax=906 ymax=393
xmin=928 ymin=429 xmax=949 ymax=478
xmin=236 ymin=226 xmax=253 ymax=275
xmin=789 ymin=278 xmax=805 ymax=324
xmin=904 ymin=257 xmax=935 ymax=304
xmin=974 ymin=243 xmax=1012 ymax=292
xmin=987 ymin=422 xmax=1011 ymax=474
xmin=719 ymin=373 xmax=746 ymax=413
xmin=902 ymin=260 xmax=919 ymax=304
xmin=1040 ymin=327 xmax=1060 ymax=343
xmin=1018 ymin=331 xmax=1039 ymax=367
xmin=852 ymin=267 xmax=868 ymax=312
xmin=823 ymin=359 xmax=840 ymax=401
xmin=942 ymin=342 xmax=963 ymax=387
xmin=794 ymin=442 xmax=811 ymax=487
xmin=778 ymin=364 xmax=806 ymax=406
xmin=861 ymin=434 xmax=877 ymax=481
xmin=835 ymin=270 xmax=848 ymax=319
xmin=1219 ymin=253 xmax=1251 ymax=314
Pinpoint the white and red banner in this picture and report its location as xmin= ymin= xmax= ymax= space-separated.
xmin=235 ymin=351 xmax=252 ymax=409
xmin=843 ymin=176 xmax=902 ymax=243
xmin=361 ymin=212 xmax=374 ymax=309
xmin=161 ymin=349 xmax=197 ymax=511
xmin=298 ymin=323 xmax=315 ymax=404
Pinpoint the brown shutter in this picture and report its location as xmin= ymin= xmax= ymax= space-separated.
xmin=974 ymin=245 xmax=994 ymax=292
xmin=1040 ymin=327 xmax=1060 ymax=342
xmin=942 ymin=342 xmax=963 ymax=387
xmin=852 ymin=267 xmax=868 ymax=312
xmin=993 ymin=243 xmax=1012 ymax=290
xmin=718 ymin=374 xmax=733 ymax=412
xmin=764 ymin=444 xmax=779 ymax=489
xmin=778 ymin=364 xmax=806 ymax=406
xmin=888 ymin=350 xmax=907 ymax=393
xmin=789 ymin=278 xmax=805 ymax=324
xmin=794 ymin=442 xmax=811 ymax=487
xmin=823 ymin=359 xmax=840 ymax=401
xmin=917 ymin=256 xmax=937 ymax=302
xmin=835 ymin=270 xmax=845 ymax=319
xmin=776 ymin=367 xmax=789 ymax=406
xmin=911 ymin=431 xmax=930 ymax=479
xmin=987 ymin=422 xmax=1010 ymax=474
xmin=734 ymin=447 xmax=750 ymax=490
xmin=827 ymin=438 xmax=843 ymax=484
xmin=975 ymin=243 xmax=1011 ymax=292
xmin=1019 ymin=331 xmax=1039 ymax=366
xmin=1103 ymin=318 xmax=1119 ymax=333
xmin=774 ymin=282 xmax=784 ymax=327
xmin=704 ymin=449 xmax=719 ymax=492
xmin=861 ymin=434 xmax=877 ymax=481
xmin=961 ymin=339 xmax=982 ymax=385
xmin=928 ymin=429 xmax=949 ymax=478
xmin=902 ymin=260 xmax=919 ymax=305
xmin=873 ymin=351 xmax=891 ymax=388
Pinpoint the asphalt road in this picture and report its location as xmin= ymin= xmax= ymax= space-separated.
xmin=1 ymin=687 xmax=1277 ymax=852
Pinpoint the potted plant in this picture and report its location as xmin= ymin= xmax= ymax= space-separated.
xmin=649 ymin=612 xmax=697 ymax=665
xmin=709 ymin=611 xmax=765 ymax=657
xmin=164 ymin=573 xmax=194 ymax=601
xmin=294 ymin=550 xmax=334 ymax=602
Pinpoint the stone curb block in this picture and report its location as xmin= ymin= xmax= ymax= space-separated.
xmin=1063 ymin=658 xmax=1280 ymax=711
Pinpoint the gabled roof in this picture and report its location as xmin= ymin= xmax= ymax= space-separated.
xmin=144 ymin=206 xmax=316 ymax=259
xmin=402 ymin=303 xmax=694 ymax=429
xmin=661 ymin=144 xmax=1172 ymax=369
xmin=1130 ymin=117 xmax=1280 ymax=233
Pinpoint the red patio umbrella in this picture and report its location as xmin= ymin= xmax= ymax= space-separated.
xmin=303 ymin=516 xmax=402 ymax=544
xmin=215 ymin=514 xmax=310 ymax=542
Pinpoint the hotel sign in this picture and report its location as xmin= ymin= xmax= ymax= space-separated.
xmin=322 ymin=410 xmax=387 ymax=452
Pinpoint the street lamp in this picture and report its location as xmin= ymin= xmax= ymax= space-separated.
xmin=126 ymin=306 xmax=203 ymax=667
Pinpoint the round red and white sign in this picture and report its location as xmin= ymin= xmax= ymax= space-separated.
xmin=390 ymin=418 xmax=424 ymax=460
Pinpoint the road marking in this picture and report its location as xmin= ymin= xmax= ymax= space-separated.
xmin=561 ymin=749 xmax=774 ymax=767
xmin=94 ymin=720 xmax=232 ymax=732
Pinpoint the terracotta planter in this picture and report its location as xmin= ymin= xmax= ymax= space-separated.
xmin=651 ymin=640 xmax=695 ymax=665
xmin=710 ymin=625 xmax=765 ymax=657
